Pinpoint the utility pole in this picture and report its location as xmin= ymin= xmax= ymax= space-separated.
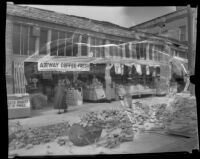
xmin=187 ymin=5 xmax=195 ymax=95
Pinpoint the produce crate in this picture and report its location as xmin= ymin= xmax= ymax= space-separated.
xmin=7 ymin=94 xmax=31 ymax=119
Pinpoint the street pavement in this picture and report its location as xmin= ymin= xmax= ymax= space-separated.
xmin=8 ymin=96 xmax=198 ymax=155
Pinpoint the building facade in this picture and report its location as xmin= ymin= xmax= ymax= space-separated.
xmin=6 ymin=3 xmax=189 ymax=95
xmin=130 ymin=7 xmax=197 ymax=44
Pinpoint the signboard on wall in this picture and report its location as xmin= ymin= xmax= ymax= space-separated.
xmin=38 ymin=62 xmax=90 ymax=72
xmin=8 ymin=98 xmax=30 ymax=109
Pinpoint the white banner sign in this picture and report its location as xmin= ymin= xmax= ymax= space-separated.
xmin=38 ymin=62 xmax=90 ymax=72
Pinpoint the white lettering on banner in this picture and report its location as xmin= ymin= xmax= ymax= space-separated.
xmin=38 ymin=62 xmax=90 ymax=72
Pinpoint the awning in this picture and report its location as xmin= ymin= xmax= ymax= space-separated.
xmin=24 ymin=55 xmax=164 ymax=72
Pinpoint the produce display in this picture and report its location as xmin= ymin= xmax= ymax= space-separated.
xmin=83 ymin=78 xmax=106 ymax=101
xmin=66 ymin=88 xmax=83 ymax=106
xmin=84 ymin=78 xmax=103 ymax=89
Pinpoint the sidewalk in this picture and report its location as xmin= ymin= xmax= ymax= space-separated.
xmin=9 ymin=96 xmax=172 ymax=128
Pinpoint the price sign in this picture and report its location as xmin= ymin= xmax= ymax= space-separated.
xmin=8 ymin=98 xmax=30 ymax=109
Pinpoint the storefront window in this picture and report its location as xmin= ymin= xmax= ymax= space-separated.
xmin=109 ymin=40 xmax=114 ymax=57
xmin=58 ymin=31 xmax=65 ymax=56
xmin=100 ymin=39 xmax=106 ymax=58
xmin=13 ymin=23 xmax=21 ymax=54
xmin=136 ymin=43 xmax=140 ymax=59
xmin=21 ymin=25 xmax=28 ymax=55
xmin=125 ymin=43 xmax=130 ymax=58
xmin=90 ymin=37 xmax=96 ymax=57
xmin=29 ymin=27 xmax=36 ymax=55
xmin=81 ymin=35 xmax=88 ymax=56
xmin=50 ymin=30 xmax=58 ymax=56
xmin=72 ymin=34 xmax=79 ymax=56
xmin=65 ymin=32 xmax=73 ymax=56
xmin=118 ymin=42 xmax=123 ymax=58
xmin=96 ymin=38 xmax=101 ymax=58
xmin=39 ymin=28 xmax=48 ymax=55
xmin=13 ymin=23 xmax=36 ymax=55
xmin=149 ymin=43 xmax=153 ymax=60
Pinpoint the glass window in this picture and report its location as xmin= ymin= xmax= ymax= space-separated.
xmin=149 ymin=44 xmax=153 ymax=60
xmin=90 ymin=37 xmax=96 ymax=57
xmin=65 ymin=32 xmax=73 ymax=56
xmin=101 ymin=39 xmax=106 ymax=58
xmin=29 ymin=27 xmax=36 ymax=55
xmin=13 ymin=23 xmax=21 ymax=54
xmin=136 ymin=43 xmax=140 ymax=59
xmin=81 ymin=35 xmax=88 ymax=56
xmin=58 ymin=31 xmax=65 ymax=56
xmin=96 ymin=38 xmax=101 ymax=57
xmin=50 ymin=30 xmax=58 ymax=56
xmin=39 ymin=28 xmax=48 ymax=55
xmin=109 ymin=41 xmax=114 ymax=57
xmin=21 ymin=25 xmax=29 ymax=55
xmin=179 ymin=25 xmax=186 ymax=41
xmin=118 ymin=42 xmax=124 ymax=58
xmin=72 ymin=34 xmax=79 ymax=56
xmin=143 ymin=43 xmax=147 ymax=60
xmin=125 ymin=43 xmax=130 ymax=58
xmin=131 ymin=43 xmax=137 ymax=59
xmin=114 ymin=41 xmax=119 ymax=57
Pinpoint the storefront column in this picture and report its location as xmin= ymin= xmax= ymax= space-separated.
xmin=35 ymin=32 xmax=40 ymax=55
xmin=78 ymin=35 xmax=82 ymax=56
xmin=47 ymin=29 xmax=52 ymax=55
xmin=146 ymin=43 xmax=150 ymax=60
xmin=105 ymin=40 xmax=110 ymax=58
xmin=105 ymin=64 xmax=112 ymax=101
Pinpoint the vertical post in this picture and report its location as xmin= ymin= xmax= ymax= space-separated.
xmin=35 ymin=35 xmax=40 ymax=55
xmin=47 ymin=29 xmax=52 ymax=55
xmin=187 ymin=5 xmax=195 ymax=95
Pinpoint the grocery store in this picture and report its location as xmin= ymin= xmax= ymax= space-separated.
xmin=22 ymin=45 xmax=165 ymax=109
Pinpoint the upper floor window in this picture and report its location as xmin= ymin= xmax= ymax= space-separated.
xmin=125 ymin=43 xmax=130 ymax=58
xmin=179 ymin=25 xmax=186 ymax=41
xmin=81 ymin=35 xmax=88 ymax=56
xmin=39 ymin=28 xmax=48 ymax=55
xmin=12 ymin=23 xmax=36 ymax=55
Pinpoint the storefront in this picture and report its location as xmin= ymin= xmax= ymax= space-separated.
xmin=23 ymin=55 xmax=166 ymax=108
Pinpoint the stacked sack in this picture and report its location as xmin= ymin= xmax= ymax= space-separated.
xmin=165 ymin=93 xmax=198 ymax=137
